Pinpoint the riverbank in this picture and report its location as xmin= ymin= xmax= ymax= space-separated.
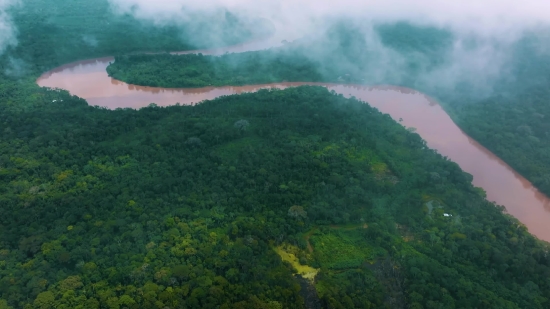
xmin=37 ymin=55 xmax=550 ymax=241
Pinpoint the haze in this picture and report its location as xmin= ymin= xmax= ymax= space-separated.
xmin=0 ymin=0 xmax=18 ymax=54
xmin=3 ymin=0 xmax=550 ymax=99
xmin=108 ymin=0 xmax=550 ymax=37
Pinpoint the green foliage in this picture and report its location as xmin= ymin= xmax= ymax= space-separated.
xmin=106 ymin=20 xmax=550 ymax=210
xmin=4 ymin=0 xmax=271 ymax=74
xmin=376 ymin=22 xmax=453 ymax=58
xmin=215 ymin=136 xmax=263 ymax=161
xmin=107 ymin=48 xmax=324 ymax=88
xmin=453 ymin=32 xmax=550 ymax=197
xmin=2 ymin=6 xmax=550 ymax=308
xmin=310 ymin=229 xmax=374 ymax=270
xmin=1 ymin=86 xmax=550 ymax=308
xmin=106 ymin=21 xmax=455 ymax=89
xmin=315 ymin=268 xmax=386 ymax=308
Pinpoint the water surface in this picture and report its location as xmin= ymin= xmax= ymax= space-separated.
xmin=37 ymin=40 xmax=550 ymax=241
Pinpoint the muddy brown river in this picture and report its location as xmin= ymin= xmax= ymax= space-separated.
xmin=37 ymin=37 xmax=550 ymax=242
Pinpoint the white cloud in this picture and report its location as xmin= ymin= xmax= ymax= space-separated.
xmin=107 ymin=0 xmax=550 ymax=97
xmin=107 ymin=0 xmax=550 ymax=38
xmin=0 ymin=0 xmax=18 ymax=55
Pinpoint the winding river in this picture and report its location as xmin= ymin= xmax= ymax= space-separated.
xmin=37 ymin=36 xmax=550 ymax=242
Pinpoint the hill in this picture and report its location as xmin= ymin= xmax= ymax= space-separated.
xmin=1 ymin=86 xmax=549 ymax=308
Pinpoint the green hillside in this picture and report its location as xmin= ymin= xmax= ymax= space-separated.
xmin=1 ymin=86 xmax=549 ymax=308
xmin=0 ymin=2 xmax=550 ymax=308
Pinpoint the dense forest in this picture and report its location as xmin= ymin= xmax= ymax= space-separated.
xmin=107 ymin=50 xmax=326 ymax=88
xmin=2 ymin=85 xmax=550 ymax=308
xmin=106 ymin=22 xmax=451 ymax=89
xmin=4 ymin=0 xmax=272 ymax=75
xmin=106 ymin=23 xmax=550 ymax=198
xmin=2 ymin=1 xmax=550 ymax=308
xmin=452 ymin=34 xmax=550 ymax=196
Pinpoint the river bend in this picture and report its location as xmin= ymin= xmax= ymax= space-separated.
xmin=37 ymin=37 xmax=550 ymax=242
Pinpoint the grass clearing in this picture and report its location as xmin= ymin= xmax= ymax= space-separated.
xmin=310 ymin=229 xmax=375 ymax=270
xmin=274 ymin=244 xmax=319 ymax=281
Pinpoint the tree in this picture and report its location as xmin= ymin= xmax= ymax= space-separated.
xmin=0 ymin=299 xmax=13 ymax=309
xmin=234 ymin=120 xmax=250 ymax=131
xmin=288 ymin=206 xmax=307 ymax=219
xmin=33 ymin=291 xmax=55 ymax=309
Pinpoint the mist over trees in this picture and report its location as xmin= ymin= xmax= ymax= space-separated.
xmin=1 ymin=0 xmax=550 ymax=308
xmin=107 ymin=21 xmax=550 ymax=200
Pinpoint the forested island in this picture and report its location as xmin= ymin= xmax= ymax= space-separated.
xmin=2 ymin=0 xmax=550 ymax=308
xmin=107 ymin=50 xmax=325 ymax=88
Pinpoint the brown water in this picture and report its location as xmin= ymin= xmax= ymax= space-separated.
xmin=37 ymin=40 xmax=550 ymax=242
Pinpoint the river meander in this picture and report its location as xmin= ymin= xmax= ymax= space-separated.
xmin=37 ymin=37 xmax=550 ymax=242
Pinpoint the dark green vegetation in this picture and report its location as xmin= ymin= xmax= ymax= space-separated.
xmin=6 ymin=0 xmax=271 ymax=75
xmin=457 ymin=91 xmax=550 ymax=196
xmin=3 ymin=2 xmax=550 ymax=307
xmin=106 ymin=22 xmax=453 ymax=89
xmin=2 ymin=85 xmax=550 ymax=308
xmin=107 ymin=23 xmax=550 ymax=199
xmin=107 ymin=50 xmax=324 ymax=88
xmin=454 ymin=34 xmax=550 ymax=196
